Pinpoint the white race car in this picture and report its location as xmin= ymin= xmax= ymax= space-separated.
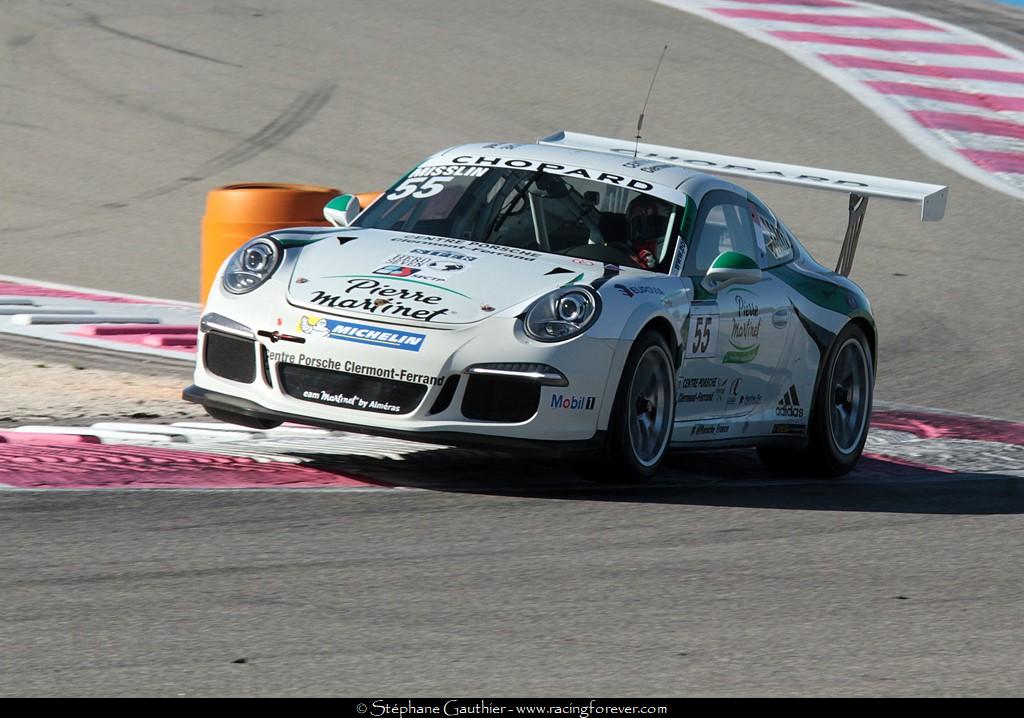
xmin=184 ymin=131 xmax=947 ymax=481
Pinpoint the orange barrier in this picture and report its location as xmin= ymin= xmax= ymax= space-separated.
xmin=200 ymin=183 xmax=340 ymax=303
xmin=354 ymin=190 xmax=383 ymax=210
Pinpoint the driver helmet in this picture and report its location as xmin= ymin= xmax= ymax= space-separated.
xmin=626 ymin=195 xmax=669 ymax=268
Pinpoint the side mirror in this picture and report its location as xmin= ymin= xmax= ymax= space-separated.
xmin=324 ymin=194 xmax=361 ymax=227
xmin=701 ymin=251 xmax=762 ymax=293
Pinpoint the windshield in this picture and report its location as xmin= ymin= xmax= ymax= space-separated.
xmin=354 ymin=164 xmax=683 ymax=271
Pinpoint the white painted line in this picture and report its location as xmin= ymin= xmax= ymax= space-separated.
xmin=0 ymin=308 xmax=96 ymax=316
xmin=0 ymin=274 xmax=200 ymax=308
xmin=9 ymin=426 xmax=185 ymax=443
xmin=87 ymin=423 xmax=244 ymax=441
xmin=0 ymin=484 xmax=404 ymax=494
xmin=10 ymin=314 xmax=161 ymax=325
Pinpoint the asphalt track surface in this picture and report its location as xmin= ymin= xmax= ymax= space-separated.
xmin=1 ymin=0 xmax=1023 ymax=697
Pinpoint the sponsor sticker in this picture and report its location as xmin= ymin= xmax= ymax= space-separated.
xmin=343 ymin=360 xmax=444 ymax=386
xmin=374 ymin=264 xmax=421 ymax=278
xmin=615 ymin=284 xmax=665 ymax=298
xmin=450 ymin=156 xmax=655 ymax=192
xmin=690 ymin=423 xmax=730 ymax=436
xmin=724 ymin=289 xmax=761 ymax=364
xmin=408 ymin=247 xmax=479 ymax=262
xmin=300 ymin=316 xmax=329 ymax=336
xmin=298 ymin=315 xmax=426 ymax=352
xmin=379 ymin=253 xmax=469 ymax=274
xmin=384 ymin=253 xmax=436 ymax=268
xmin=551 ymin=393 xmax=596 ymax=411
xmin=776 ymin=385 xmax=805 ymax=418
xmin=671 ymin=242 xmax=687 ymax=276
xmin=299 ymin=388 xmax=404 ymax=414
xmin=305 ymin=279 xmax=461 ymax=322
xmin=772 ymin=423 xmax=806 ymax=435
xmin=394 ymin=236 xmax=539 ymax=262
xmin=621 ymin=159 xmax=674 ymax=173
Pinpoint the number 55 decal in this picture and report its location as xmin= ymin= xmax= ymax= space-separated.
xmin=686 ymin=310 xmax=718 ymax=358
xmin=386 ymin=177 xmax=453 ymax=201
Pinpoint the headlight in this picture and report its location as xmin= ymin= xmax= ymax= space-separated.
xmin=223 ymin=238 xmax=281 ymax=294
xmin=523 ymin=286 xmax=601 ymax=342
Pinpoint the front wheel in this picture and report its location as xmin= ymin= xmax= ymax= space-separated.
xmin=578 ymin=331 xmax=676 ymax=483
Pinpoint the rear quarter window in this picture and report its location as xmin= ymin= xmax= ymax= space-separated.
xmin=753 ymin=205 xmax=793 ymax=267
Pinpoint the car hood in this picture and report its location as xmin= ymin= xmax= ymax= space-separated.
xmin=285 ymin=229 xmax=609 ymax=325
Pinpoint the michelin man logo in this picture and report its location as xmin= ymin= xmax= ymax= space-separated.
xmin=299 ymin=316 xmax=329 ymax=336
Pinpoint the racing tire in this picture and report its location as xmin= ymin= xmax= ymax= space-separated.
xmin=757 ymin=323 xmax=873 ymax=477
xmin=576 ymin=330 xmax=676 ymax=483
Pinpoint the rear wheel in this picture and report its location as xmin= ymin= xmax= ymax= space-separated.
xmin=577 ymin=331 xmax=675 ymax=483
xmin=758 ymin=323 xmax=873 ymax=477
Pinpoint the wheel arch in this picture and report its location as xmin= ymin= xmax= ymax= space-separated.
xmin=848 ymin=315 xmax=877 ymax=376
xmin=594 ymin=311 xmax=681 ymax=433
xmin=641 ymin=316 xmax=681 ymax=368
xmin=806 ymin=315 xmax=876 ymax=430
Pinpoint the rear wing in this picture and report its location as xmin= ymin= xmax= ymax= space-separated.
xmin=539 ymin=131 xmax=948 ymax=276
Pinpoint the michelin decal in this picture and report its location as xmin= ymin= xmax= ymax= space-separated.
xmin=298 ymin=315 xmax=426 ymax=352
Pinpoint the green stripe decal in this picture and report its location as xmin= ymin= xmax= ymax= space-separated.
xmin=275 ymin=236 xmax=330 ymax=248
xmin=770 ymin=264 xmax=871 ymax=321
xmin=723 ymin=343 xmax=759 ymax=364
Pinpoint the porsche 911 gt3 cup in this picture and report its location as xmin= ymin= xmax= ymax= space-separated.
xmin=184 ymin=131 xmax=947 ymax=481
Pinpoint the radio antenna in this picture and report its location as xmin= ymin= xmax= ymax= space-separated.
xmin=634 ymin=43 xmax=669 ymax=158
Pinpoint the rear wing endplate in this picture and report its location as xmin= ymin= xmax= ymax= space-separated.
xmin=539 ymin=131 xmax=948 ymax=276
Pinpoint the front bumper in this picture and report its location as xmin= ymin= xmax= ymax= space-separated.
xmin=183 ymin=384 xmax=607 ymax=456
xmin=189 ymin=286 xmax=630 ymax=448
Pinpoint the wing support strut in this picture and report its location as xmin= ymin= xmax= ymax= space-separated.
xmin=837 ymin=193 xmax=868 ymax=277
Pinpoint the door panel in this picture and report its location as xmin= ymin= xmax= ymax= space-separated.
xmin=674 ymin=190 xmax=793 ymax=431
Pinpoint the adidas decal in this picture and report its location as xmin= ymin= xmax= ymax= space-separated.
xmin=776 ymin=385 xmax=805 ymax=418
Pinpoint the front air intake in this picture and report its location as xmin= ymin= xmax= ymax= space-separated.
xmin=461 ymin=375 xmax=540 ymax=422
xmin=203 ymin=332 xmax=256 ymax=384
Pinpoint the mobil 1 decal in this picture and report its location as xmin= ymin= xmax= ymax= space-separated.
xmin=686 ymin=303 xmax=718 ymax=359
xmin=724 ymin=287 xmax=761 ymax=364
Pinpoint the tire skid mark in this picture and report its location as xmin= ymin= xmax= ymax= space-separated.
xmin=134 ymin=81 xmax=337 ymax=201
xmin=84 ymin=11 xmax=241 ymax=68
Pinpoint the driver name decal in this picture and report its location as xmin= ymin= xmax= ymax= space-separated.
xmin=408 ymin=165 xmax=489 ymax=178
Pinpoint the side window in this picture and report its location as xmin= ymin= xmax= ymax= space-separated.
xmin=688 ymin=192 xmax=758 ymax=275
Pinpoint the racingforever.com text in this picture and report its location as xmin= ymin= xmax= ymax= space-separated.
xmin=362 ymin=701 xmax=671 ymax=717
